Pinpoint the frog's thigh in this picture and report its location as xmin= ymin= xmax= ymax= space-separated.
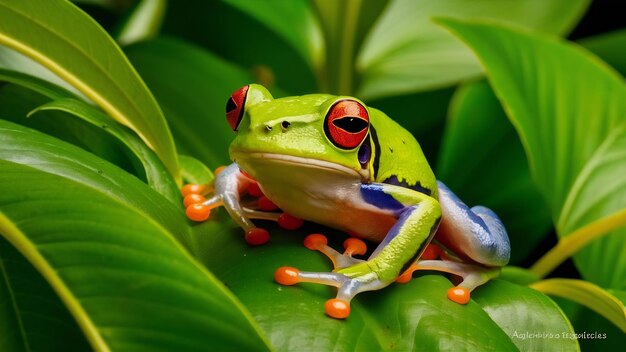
xmin=436 ymin=181 xmax=510 ymax=266
xmin=362 ymin=183 xmax=442 ymax=281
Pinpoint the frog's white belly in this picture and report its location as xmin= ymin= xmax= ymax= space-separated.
xmin=234 ymin=153 xmax=397 ymax=242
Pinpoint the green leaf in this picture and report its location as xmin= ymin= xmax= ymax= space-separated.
xmin=30 ymin=98 xmax=180 ymax=205
xmin=198 ymin=222 xmax=514 ymax=351
xmin=0 ymin=68 xmax=74 ymax=100
xmin=224 ymin=0 xmax=322 ymax=70
xmin=499 ymin=266 xmax=540 ymax=286
xmin=474 ymin=280 xmax=579 ymax=351
xmin=125 ymin=37 xmax=253 ymax=169
xmin=0 ymin=68 xmax=179 ymax=204
xmin=180 ymin=155 xmax=214 ymax=185
xmin=196 ymin=220 xmax=577 ymax=351
xmin=531 ymin=279 xmax=626 ymax=333
xmin=0 ymin=47 xmax=86 ymax=100
xmin=0 ymin=237 xmax=90 ymax=352
xmin=356 ymin=0 xmax=590 ymax=99
xmin=0 ymin=123 xmax=270 ymax=350
xmin=0 ymin=0 xmax=180 ymax=180
xmin=116 ymin=0 xmax=166 ymax=46
xmin=581 ymin=29 xmax=626 ymax=76
xmin=0 ymin=119 xmax=189 ymax=250
xmin=438 ymin=19 xmax=626 ymax=289
xmin=437 ymin=80 xmax=552 ymax=263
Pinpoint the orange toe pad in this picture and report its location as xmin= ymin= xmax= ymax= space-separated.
xmin=447 ymin=287 xmax=470 ymax=304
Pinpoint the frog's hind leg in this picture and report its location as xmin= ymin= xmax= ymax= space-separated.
xmin=399 ymin=259 xmax=500 ymax=304
xmin=436 ymin=181 xmax=511 ymax=267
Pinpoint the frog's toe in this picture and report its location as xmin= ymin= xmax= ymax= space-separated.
xmin=302 ymin=234 xmax=366 ymax=270
xmin=274 ymin=266 xmax=382 ymax=319
xmin=447 ymin=286 xmax=471 ymax=304
xmin=245 ymin=227 xmax=270 ymax=245
xmin=408 ymin=259 xmax=500 ymax=304
xmin=325 ymin=298 xmax=350 ymax=319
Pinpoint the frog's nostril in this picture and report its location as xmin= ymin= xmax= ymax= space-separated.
xmin=281 ymin=121 xmax=291 ymax=129
xmin=264 ymin=125 xmax=273 ymax=132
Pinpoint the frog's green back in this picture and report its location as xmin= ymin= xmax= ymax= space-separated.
xmin=369 ymin=108 xmax=438 ymax=198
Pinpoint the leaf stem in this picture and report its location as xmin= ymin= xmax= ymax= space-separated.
xmin=337 ymin=0 xmax=361 ymax=95
xmin=530 ymin=209 xmax=626 ymax=278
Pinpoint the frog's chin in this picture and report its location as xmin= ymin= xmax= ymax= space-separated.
xmin=232 ymin=152 xmax=369 ymax=181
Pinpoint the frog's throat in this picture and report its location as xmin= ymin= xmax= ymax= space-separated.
xmin=233 ymin=152 xmax=369 ymax=181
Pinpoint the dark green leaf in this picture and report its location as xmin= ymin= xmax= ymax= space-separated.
xmin=580 ymin=29 xmax=626 ymax=76
xmin=437 ymin=80 xmax=552 ymax=263
xmin=125 ymin=37 xmax=253 ymax=169
xmin=162 ymin=0 xmax=316 ymax=94
xmin=224 ymin=0 xmax=322 ymax=70
xmin=0 ymin=237 xmax=90 ymax=352
xmin=30 ymin=98 xmax=180 ymax=205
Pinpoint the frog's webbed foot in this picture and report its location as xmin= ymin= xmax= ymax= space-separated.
xmin=275 ymin=234 xmax=386 ymax=319
xmin=181 ymin=163 xmax=304 ymax=245
xmin=397 ymin=256 xmax=500 ymax=304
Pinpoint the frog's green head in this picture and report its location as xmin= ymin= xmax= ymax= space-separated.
xmin=226 ymin=84 xmax=373 ymax=181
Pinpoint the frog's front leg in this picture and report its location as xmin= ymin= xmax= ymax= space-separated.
xmin=183 ymin=163 xmax=304 ymax=245
xmin=275 ymin=183 xmax=441 ymax=319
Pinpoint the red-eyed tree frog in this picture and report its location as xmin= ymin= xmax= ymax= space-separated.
xmin=182 ymin=84 xmax=510 ymax=319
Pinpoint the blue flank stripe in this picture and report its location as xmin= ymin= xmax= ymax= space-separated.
xmin=360 ymin=184 xmax=404 ymax=211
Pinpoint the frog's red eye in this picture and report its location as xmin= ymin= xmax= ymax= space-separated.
xmin=324 ymin=99 xmax=369 ymax=149
xmin=226 ymin=85 xmax=249 ymax=131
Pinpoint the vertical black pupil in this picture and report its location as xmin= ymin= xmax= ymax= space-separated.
xmin=226 ymin=97 xmax=237 ymax=113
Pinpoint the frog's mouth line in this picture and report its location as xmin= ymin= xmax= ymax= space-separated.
xmin=235 ymin=152 xmax=368 ymax=180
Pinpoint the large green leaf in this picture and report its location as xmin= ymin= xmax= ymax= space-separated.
xmin=0 ymin=122 xmax=270 ymax=351
xmin=437 ymin=80 xmax=552 ymax=263
xmin=356 ymin=0 xmax=590 ymax=99
xmin=0 ymin=68 xmax=179 ymax=204
xmin=31 ymin=98 xmax=180 ymax=205
xmin=195 ymin=217 xmax=575 ymax=351
xmin=0 ymin=119 xmax=189 ymax=250
xmin=439 ymin=19 xmax=626 ymax=288
xmin=0 ymin=0 xmax=180 ymax=179
xmin=0 ymin=237 xmax=90 ymax=352
xmin=0 ymin=81 xmax=138 ymax=177
xmin=125 ymin=38 xmax=254 ymax=169
xmin=474 ymin=280 xmax=579 ymax=351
